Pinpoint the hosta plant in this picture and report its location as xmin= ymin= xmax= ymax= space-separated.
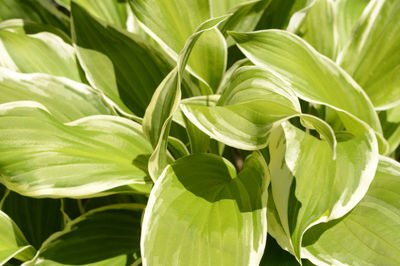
xmin=0 ymin=0 xmax=399 ymax=265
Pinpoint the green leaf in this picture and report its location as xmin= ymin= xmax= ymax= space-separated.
xmin=303 ymin=156 xmax=400 ymax=266
xmin=338 ymin=0 xmax=400 ymax=109
xmin=130 ymin=0 xmax=227 ymax=90
xmin=0 ymin=0 xmax=70 ymax=34
xmin=181 ymin=66 xmax=337 ymax=152
xmin=268 ymin=123 xmax=379 ymax=260
xmin=230 ymin=30 xmax=384 ymax=145
xmin=71 ymin=1 xmax=172 ymax=117
xmin=0 ymin=68 xmax=112 ymax=122
xmin=0 ymin=210 xmax=35 ymax=264
xmin=30 ymin=204 xmax=143 ymax=265
xmin=66 ymin=0 xmax=129 ymax=29
xmin=0 ymin=29 xmax=82 ymax=82
xmin=143 ymin=15 xmax=230 ymax=181
xmin=141 ymin=152 xmax=269 ymax=266
xmin=1 ymin=191 xmax=63 ymax=250
xmin=0 ymin=101 xmax=152 ymax=198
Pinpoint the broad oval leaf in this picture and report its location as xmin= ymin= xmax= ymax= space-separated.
xmin=338 ymin=0 xmax=400 ymax=109
xmin=268 ymin=123 xmax=379 ymax=260
xmin=230 ymin=30 xmax=382 ymax=137
xmin=0 ymin=101 xmax=152 ymax=198
xmin=0 ymin=68 xmax=112 ymax=122
xmin=71 ymin=2 xmax=172 ymax=117
xmin=0 ymin=29 xmax=82 ymax=82
xmin=30 ymin=204 xmax=143 ymax=266
xmin=0 ymin=210 xmax=35 ymax=264
xmin=141 ymin=152 xmax=269 ymax=266
xmin=302 ymin=156 xmax=400 ymax=266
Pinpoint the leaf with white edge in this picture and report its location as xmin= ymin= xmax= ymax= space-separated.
xmin=338 ymin=0 xmax=400 ymax=109
xmin=181 ymin=66 xmax=337 ymax=152
xmin=30 ymin=204 xmax=143 ymax=266
xmin=71 ymin=2 xmax=172 ymax=117
xmin=0 ymin=68 xmax=112 ymax=122
xmin=0 ymin=210 xmax=35 ymax=264
xmin=0 ymin=30 xmax=82 ymax=82
xmin=141 ymin=152 xmax=269 ymax=266
xmin=0 ymin=101 xmax=152 ymax=198
xmin=143 ymin=15 xmax=230 ymax=181
xmin=268 ymin=123 xmax=379 ymax=260
xmin=129 ymin=0 xmax=227 ymax=90
xmin=230 ymin=30 xmax=386 ymax=151
xmin=302 ymin=156 xmax=400 ymax=266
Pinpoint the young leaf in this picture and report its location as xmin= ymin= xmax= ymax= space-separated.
xmin=0 ymin=210 xmax=35 ymax=264
xmin=141 ymin=152 xmax=269 ymax=266
xmin=0 ymin=68 xmax=112 ymax=122
xmin=0 ymin=101 xmax=152 ymax=198
xmin=268 ymin=123 xmax=379 ymax=260
xmin=303 ymin=156 xmax=400 ymax=266
xmin=71 ymin=1 xmax=172 ymax=117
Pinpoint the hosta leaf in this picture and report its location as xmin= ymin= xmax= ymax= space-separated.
xmin=29 ymin=204 xmax=143 ymax=265
xmin=141 ymin=152 xmax=269 ymax=266
xmin=1 ymin=192 xmax=62 ymax=250
xmin=268 ymin=123 xmax=379 ymax=260
xmin=182 ymin=66 xmax=336 ymax=152
xmin=0 ymin=0 xmax=69 ymax=34
xmin=0 ymin=30 xmax=81 ymax=82
xmin=338 ymin=0 xmax=400 ymax=109
xmin=0 ymin=68 xmax=112 ymax=122
xmin=143 ymin=16 xmax=229 ymax=181
xmin=71 ymin=2 xmax=172 ymax=117
xmin=303 ymin=156 xmax=400 ymax=266
xmin=130 ymin=0 xmax=227 ymax=90
xmin=230 ymin=30 xmax=383 ymax=142
xmin=0 ymin=210 xmax=35 ymax=264
xmin=63 ymin=0 xmax=128 ymax=29
xmin=0 ymin=101 xmax=152 ymax=198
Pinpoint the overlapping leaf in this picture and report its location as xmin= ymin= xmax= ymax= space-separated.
xmin=181 ymin=66 xmax=336 ymax=152
xmin=29 ymin=204 xmax=143 ymax=266
xmin=302 ymin=156 xmax=400 ymax=266
xmin=0 ymin=101 xmax=152 ymax=198
xmin=0 ymin=29 xmax=82 ymax=82
xmin=71 ymin=2 xmax=172 ymax=117
xmin=141 ymin=152 xmax=269 ymax=266
xmin=338 ymin=0 xmax=400 ymax=109
xmin=0 ymin=210 xmax=35 ymax=265
xmin=0 ymin=68 xmax=112 ymax=122
xmin=268 ymin=123 xmax=379 ymax=260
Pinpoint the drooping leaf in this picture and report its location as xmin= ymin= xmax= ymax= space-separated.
xmin=338 ymin=0 xmax=400 ymax=109
xmin=141 ymin=152 xmax=269 ymax=266
xmin=182 ymin=66 xmax=337 ymax=152
xmin=0 ymin=68 xmax=112 ymax=122
xmin=2 ymin=192 xmax=63 ymax=250
xmin=129 ymin=0 xmax=227 ymax=90
xmin=230 ymin=30 xmax=385 ymax=149
xmin=0 ymin=101 xmax=152 ymax=198
xmin=268 ymin=123 xmax=379 ymax=260
xmin=30 ymin=204 xmax=143 ymax=265
xmin=0 ymin=30 xmax=82 ymax=82
xmin=0 ymin=210 xmax=35 ymax=265
xmin=303 ymin=156 xmax=400 ymax=266
xmin=71 ymin=1 xmax=172 ymax=117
